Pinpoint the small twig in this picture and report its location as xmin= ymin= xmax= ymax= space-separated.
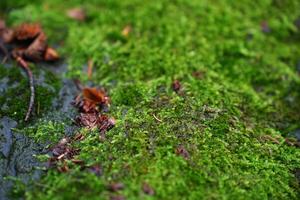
xmin=87 ymin=59 xmax=93 ymax=80
xmin=153 ymin=114 xmax=163 ymax=123
xmin=16 ymin=56 xmax=35 ymax=121
xmin=73 ymin=79 xmax=83 ymax=91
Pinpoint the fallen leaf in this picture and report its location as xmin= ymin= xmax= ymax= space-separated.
xmin=108 ymin=182 xmax=124 ymax=192
xmin=14 ymin=23 xmax=42 ymax=41
xmin=171 ymin=80 xmax=181 ymax=93
xmin=76 ymin=112 xmax=99 ymax=129
xmin=98 ymin=115 xmax=116 ymax=140
xmin=67 ymin=7 xmax=86 ymax=21
xmin=50 ymin=137 xmax=79 ymax=161
xmin=23 ymin=32 xmax=48 ymax=61
xmin=142 ymin=182 xmax=155 ymax=195
xmin=121 ymin=25 xmax=131 ymax=37
xmin=57 ymin=162 xmax=70 ymax=173
xmin=83 ymin=87 xmax=108 ymax=105
xmin=44 ymin=47 xmax=59 ymax=61
xmin=176 ymin=145 xmax=189 ymax=159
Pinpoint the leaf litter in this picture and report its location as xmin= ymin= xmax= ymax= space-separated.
xmin=48 ymin=84 xmax=116 ymax=174
xmin=0 ymin=20 xmax=59 ymax=121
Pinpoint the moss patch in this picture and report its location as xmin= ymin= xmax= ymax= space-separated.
xmin=1 ymin=0 xmax=300 ymax=199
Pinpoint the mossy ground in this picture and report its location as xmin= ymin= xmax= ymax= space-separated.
xmin=1 ymin=0 xmax=300 ymax=199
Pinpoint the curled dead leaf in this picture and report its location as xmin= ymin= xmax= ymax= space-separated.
xmin=14 ymin=23 xmax=42 ymax=41
xmin=83 ymin=87 xmax=108 ymax=104
xmin=44 ymin=47 xmax=59 ymax=61
xmin=23 ymin=32 xmax=48 ymax=61
xmin=121 ymin=25 xmax=131 ymax=37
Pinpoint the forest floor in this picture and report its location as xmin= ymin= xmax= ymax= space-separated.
xmin=0 ymin=0 xmax=300 ymax=199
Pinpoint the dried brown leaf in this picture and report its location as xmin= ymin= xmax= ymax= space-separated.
xmin=98 ymin=115 xmax=116 ymax=134
xmin=23 ymin=32 xmax=48 ymax=61
xmin=171 ymin=80 xmax=181 ymax=93
xmin=76 ymin=112 xmax=99 ymax=129
xmin=82 ymin=87 xmax=107 ymax=104
xmin=121 ymin=25 xmax=131 ymax=37
xmin=142 ymin=182 xmax=155 ymax=195
xmin=44 ymin=47 xmax=59 ymax=61
xmin=67 ymin=8 xmax=86 ymax=21
xmin=14 ymin=23 xmax=42 ymax=41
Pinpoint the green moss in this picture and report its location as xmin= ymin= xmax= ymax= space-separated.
xmin=0 ymin=64 xmax=61 ymax=124
xmin=2 ymin=0 xmax=300 ymax=199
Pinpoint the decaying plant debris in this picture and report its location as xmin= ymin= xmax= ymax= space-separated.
xmin=48 ymin=85 xmax=115 ymax=172
xmin=66 ymin=7 xmax=86 ymax=22
xmin=171 ymin=79 xmax=181 ymax=93
xmin=0 ymin=20 xmax=59 ymax=121
xmin=74 ymin=86 xmax=115 ymax=139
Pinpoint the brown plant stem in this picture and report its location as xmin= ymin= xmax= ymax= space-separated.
xmin=16 ymin=56 xmax=35 ymax=121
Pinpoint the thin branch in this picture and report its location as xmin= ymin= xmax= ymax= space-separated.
xmin=16 ymin=56 xmax=35 ymax=121
xmin=153 ymin=114 xmax=163 ymax=123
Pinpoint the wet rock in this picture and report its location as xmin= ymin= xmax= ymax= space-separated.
xmin=0 ymin=77 xmax=9 ymax=93
xmin=0 ymin=116 xmax=16 ymax=158
xmin=288 ymin=129 xmax=300 ymax=141
xmin=0 ymin=117 xmax=44 ymax=200
xmin=52 ymin=79 xmax=78 ymax=114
